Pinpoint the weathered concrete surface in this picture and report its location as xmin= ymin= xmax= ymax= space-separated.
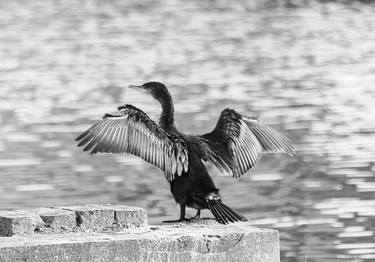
xmin=0 ymin=210 xmax=43 ymax=236
xmin=60 ymin=205 xmax=115 ymax=231
xmin=60 ymin=204 xmax=147 ymax=231
xmin=0 ymin=220 xmax=279 ymax=262
xmin=35 ymin=208 xmax=76 ymax=232
xmin=0 ymin=205 xmax=147 ymax=236
xmin=108 ymin=205 xmax=147 ymax=228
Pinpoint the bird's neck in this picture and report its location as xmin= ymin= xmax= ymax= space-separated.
xmin=159 ymin=95 xmax=175 ymax=131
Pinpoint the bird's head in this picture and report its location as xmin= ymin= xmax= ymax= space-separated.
xmin=128 ymin=82 xmax=170 ymax=104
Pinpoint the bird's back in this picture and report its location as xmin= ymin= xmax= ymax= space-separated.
xmin=169 ymin=143 xmax=218 ymax=204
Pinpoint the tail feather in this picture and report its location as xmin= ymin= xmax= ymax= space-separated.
xmin=208 ymin=201 xmax=247 ymax=225
xmin=209 ymin=203 xmax=228 ymax=224
xmin=217 ymin=204 xmax=236 ymax=223
xmin=220 ymin=203 xmax=247 ymax=221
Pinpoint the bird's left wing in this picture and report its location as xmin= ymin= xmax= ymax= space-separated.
xmin=200 ymin=108 xmax=295 ymax=178
xmin=75 ymin=104 xmax=188 ymax=181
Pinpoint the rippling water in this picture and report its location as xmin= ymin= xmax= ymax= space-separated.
xmin=1 ymin=0 xmax=375 ymax=261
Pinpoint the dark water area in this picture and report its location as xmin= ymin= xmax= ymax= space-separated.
xmin=1 ymin=0 xmax=375 ymax=261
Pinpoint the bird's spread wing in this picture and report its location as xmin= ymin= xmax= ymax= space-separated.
xmin=200 ymin=108 xmax=295 ymax=178
xmin=75 ymin=104 xmax=188 ymax=181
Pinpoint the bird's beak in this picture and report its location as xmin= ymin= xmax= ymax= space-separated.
xmin=128 ymin=84 xmax=147 ymax=94
xmin=128 ymin=85 xmax=142 ymax=90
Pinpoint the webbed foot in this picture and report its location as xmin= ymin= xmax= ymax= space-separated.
xmin=189 ymin=209 xmax=201 ymax=220
xmin=163 ymin=217 xmax=191 ymax=223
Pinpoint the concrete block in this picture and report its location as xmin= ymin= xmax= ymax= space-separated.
xmin=105 ymin=205 xmax=147 ymax=228
xmin=35 ymin=208 xmax=76 ymax=232
xmin=0 ymin=220 xmax=279 ymax=262
xmin=60 ymin=204 xmax=114 ymax=231
xmin=0 ymin=210 xmax=43 ymax=236
xmin=0 ymin=205 xmax=148 ymax=236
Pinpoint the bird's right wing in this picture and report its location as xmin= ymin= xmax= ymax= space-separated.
xmin=200 ymin=108 xmax=295 ymax=178
xmin=75 ymin=104 xmax=189 ymax=181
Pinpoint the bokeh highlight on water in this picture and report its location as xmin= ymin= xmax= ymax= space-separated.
xmin=1 ymin=0 xmax=375 ymax=261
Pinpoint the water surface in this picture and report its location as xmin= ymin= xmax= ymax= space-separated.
xmin=1 ymin=1 xmax=375 ymax=261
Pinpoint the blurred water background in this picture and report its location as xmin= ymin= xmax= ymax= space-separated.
xmin=1 ymin=0 xmax=375 ymax=261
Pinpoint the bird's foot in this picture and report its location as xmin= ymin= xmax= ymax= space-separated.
xmin=189 ymin=214 xmax=200 ymax=220
xmin=189 ymin=209 xmax=201 ymax=220
xmin=162 ymin=217 xmax=191 ymax=223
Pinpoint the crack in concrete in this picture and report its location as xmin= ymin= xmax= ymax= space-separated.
xmin=75 ymin=212 xmax=83 ymax=227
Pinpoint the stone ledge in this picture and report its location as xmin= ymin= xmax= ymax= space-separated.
xmin=0 ymin=220 xmax=279 ymax=262
xmin=0 ymin=210 xmax=43 ymax=236
xmin=0 ymin=205 xmax=147 ymax=236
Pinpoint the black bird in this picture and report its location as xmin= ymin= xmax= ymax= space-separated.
xmin=76 ymin=82 xmax=295 ymax=224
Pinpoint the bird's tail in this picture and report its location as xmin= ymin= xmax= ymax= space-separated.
xmin=207 ymin=201 xmax=247 ymax=224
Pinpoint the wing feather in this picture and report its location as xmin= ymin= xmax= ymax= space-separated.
xmin=200 ymin=108 xmax=295 ymax=178
xmin=76 ymin=105 xmax=189 ymax=181
xmin=243 ymin=116 xmax=295 ymax=156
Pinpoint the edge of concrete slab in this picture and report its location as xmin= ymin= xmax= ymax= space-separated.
xmin=0 ymin=205 xmax=280 ymax=262
xmin=0 ymin=220 xmax=279 ymax=262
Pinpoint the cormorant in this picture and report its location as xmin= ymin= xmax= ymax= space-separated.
xmin=76 ymin=82 xmax=295 ymax=224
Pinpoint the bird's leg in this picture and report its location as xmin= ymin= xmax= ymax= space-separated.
xmin=163 ymin=204 xmax=191 ymax=223
xmin=190 ymin=209 xmax=201 ymax=220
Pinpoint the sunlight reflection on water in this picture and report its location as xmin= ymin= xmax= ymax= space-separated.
xmin=0 ymin=0 xmax=375 ymax=261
